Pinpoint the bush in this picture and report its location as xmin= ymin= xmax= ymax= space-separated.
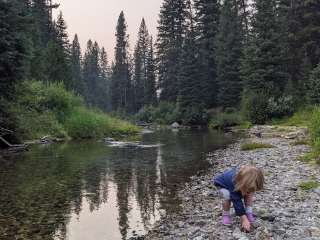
xmin=267 ymin=95 xmax=295 ymax=118
xmin=135 ymin=102 xmax=179 ymax=125
xmin=307 ymin=64 xmax=320 ymax=104
xmin=242 ymin=91 xmax=294 ymax=124
xmin=179 ymin=105 xmax=209 ymax=125
xmin=242 ymin=91 xmax=269 ymax=124
xmin=9 ymin=80 xmax=139 ymax=140
xmin=209 ymin=111 xmax=242 ymax=129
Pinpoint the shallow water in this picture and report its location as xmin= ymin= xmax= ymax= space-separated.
xmin=0 ymin=129 xmax=237 ymax=240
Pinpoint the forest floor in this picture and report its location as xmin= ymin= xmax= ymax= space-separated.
xmin=145 ymin=125 xmax=320 ymax=240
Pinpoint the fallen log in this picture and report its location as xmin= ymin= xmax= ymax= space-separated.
xmin=0 ymin=136 xmax=27 ymax=151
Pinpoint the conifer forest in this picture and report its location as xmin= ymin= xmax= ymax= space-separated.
xmin=1 ymin=0 xmax=320 ymax=136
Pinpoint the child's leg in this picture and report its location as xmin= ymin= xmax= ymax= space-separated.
xmin=219 ymin=189 xmax=232 ymax=225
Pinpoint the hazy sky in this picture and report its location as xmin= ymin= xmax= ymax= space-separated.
xmin=54 ymin=0 xmax=162 ymax=61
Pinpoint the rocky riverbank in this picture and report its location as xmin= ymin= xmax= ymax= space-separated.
xmin=145 ymin=125 xmax=320 ymax=240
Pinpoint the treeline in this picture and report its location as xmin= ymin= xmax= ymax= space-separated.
xmin=2 ymin=0 xmax=320 ymax=128
xmin=152 ymin=0 xmax=320 ymax=124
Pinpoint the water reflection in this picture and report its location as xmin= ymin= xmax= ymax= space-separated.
xmin=0 ymin=129 xmax=237 ymax=240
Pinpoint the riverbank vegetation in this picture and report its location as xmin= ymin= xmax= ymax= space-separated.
xmin=6 ymin=81 xmax=139 ymax=141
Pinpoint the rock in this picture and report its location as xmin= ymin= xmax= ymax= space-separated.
xmin=312 ymin=188 xmax=320 ymax=195
xmin=232 ymin=228 xmax=248 ymax=240
xmin=171 ymin=122 xmax=180 ymax=128
xmin=255 ymin=226 xmax=272 ymax=240
xmin=308 ymin=227 xmax=320 ymax=237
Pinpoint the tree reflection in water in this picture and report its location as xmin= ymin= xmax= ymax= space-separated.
xmin=0 ymin=129 xmax=236 ymax=240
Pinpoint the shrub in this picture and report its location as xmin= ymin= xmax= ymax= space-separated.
xmin=135 ymin=102 xmax=179 ymax=125
xmin=209 ymin=111 xmax=242 ymax=129
xmin=179 ymin=105 xmax=209 ymax=125
xmin=267 ymin=95 xmax=295 ymax=118
xmin=307 ymin=64 xmax=320 ymax=104
xmin=242 ymin=91 xmax=269 ymax=124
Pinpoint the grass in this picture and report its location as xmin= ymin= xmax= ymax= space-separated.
xmin=290 ymin=139 xmax=310 ymax=146
xmin=10 ymin=80 xmax=140 ymax=141
xmin=298 ymin=180 xmax=320 ymax=190
xmin=241 ymin=142 xmax=275 ymax=151
xmin=270 ymin=107 xmax=314 ymax=127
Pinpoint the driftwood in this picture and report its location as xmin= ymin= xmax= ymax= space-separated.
xmin=0 ymin=127 xmax=27 ymax=151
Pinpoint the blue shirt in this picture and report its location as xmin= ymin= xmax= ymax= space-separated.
xmin=213 ymin=168 xmax=246 ymax=216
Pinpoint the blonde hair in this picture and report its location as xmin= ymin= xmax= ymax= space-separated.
xmin=235 ymin=166 xmax=264 ymax=193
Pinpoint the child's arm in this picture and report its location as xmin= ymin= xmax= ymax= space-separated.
xmin=230 ymin=192 xmax=246 ymax=216
xmin=230 ymin=192 xmax=251 ymax=231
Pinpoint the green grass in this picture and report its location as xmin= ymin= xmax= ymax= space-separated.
xmin=10 ymin=80 xmax=140 ymax=141
xmin=291 ymin=139 xmax=310 ymax=146
xmin=241 ymin=142 xmax=275 ymax=151
xmin=298 ymin=180 xmax=320 ymax=190
xmin=270 ymin=107 xmax=314 ymax=127
xmin=64 ymin=107 xmax=140 ymax=139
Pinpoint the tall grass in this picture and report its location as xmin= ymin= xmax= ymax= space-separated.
xmin=10 ymin=80 xmax=139 ymax=140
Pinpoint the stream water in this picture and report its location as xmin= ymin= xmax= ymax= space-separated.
xmin=0 ymin=129 xmax=237 ymax=240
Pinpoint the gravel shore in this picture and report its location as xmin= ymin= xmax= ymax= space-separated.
xmin=145 ymin=126 xmax=320 ymax=240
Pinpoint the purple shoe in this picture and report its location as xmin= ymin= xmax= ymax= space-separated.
xmin=246 ymin=213 xmax=255 ymax=223
xmin=222 ymin=214 xmax=232 ymax=226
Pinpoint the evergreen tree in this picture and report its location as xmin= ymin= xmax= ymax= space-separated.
xmin=145 ymin=37 xmax=157 ymax=106
xmin=70 ymin=34 xmax=83 ymax=94
xmin=194 ymin=0 xmax=220 ymax=107
xmin=216 ymin=0 xmax=243 ymax=108
xmin=133 ymin=18 xmax=150 ymax=111
xmin=83 ymin=40 xmax=100 ymax=106
xmin=156 ymin=0 xmax=189 ymax=102
xmin=0 ymin=0 xmax=29 ymax=99
xmin=98 ymin=47 xmax=111 ymax=111
xmin=279 ymin=0 xmax=320 ymax=101
xmin=45 ymin=12 xmax=72 ymax=88
xmin=240 ymin=0 xmax=287 ymax=96
xmin=111 ymin=11 xmax=133 ymax=113
xmin=177 ymin=1 xmax=207 ymax=124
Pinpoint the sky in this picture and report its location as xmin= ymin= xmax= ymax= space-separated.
xmin=53 ymin=0 xmax=162 ymax=61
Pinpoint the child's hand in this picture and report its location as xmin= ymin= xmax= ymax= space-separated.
xmin=240 ymin=215 xmax=251 ymax=232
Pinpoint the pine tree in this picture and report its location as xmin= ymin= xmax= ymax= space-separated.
xmin=194 ymin=0 xmax=220 ymax=107
xmin=111 ymin=11 xmax=133 ymax=113
xmin=0 ymin=0 xmax=29 ymax=99
xmin=240 ymin=0 xmax=287 ymax=96
xmin=45 ymin=12 xmax=72 ymax=88
xmin=133 ymin=18 xmax=150 ymax=111
xmin=98 ymin=47 xmax=111 ymax=111
xmin=216 ymin=0 xmax=243 ymax=108
xmin=83 ymin=40 xmax=100 ymax=106
xmin=156 ymin=0 xmax=189 ymax=102
xmin=70 ymin=34 xmax=83 ymax=94
xmin=177 ymin=1 xmax=206 ymax=124
xmin=145 ymin=37 xmax=157 ymax=106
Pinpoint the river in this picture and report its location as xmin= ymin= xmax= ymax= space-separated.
xmin=0 ymin=129 xmax=237 ymax=240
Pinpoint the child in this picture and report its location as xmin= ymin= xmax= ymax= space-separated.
xmin=213 ymin=165 xmax=264 ymax=232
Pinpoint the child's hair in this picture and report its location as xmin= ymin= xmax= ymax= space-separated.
xmin=234 ymin=165 xmax=264 ymax=193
